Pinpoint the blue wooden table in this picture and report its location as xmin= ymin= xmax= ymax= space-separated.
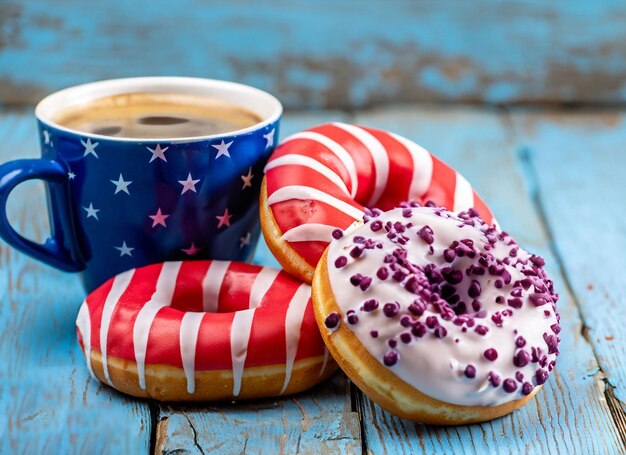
xmin=1 ymin=106 xmax=625 ymax=454
xmin=2 ymin=0 xmax=626 ymax=452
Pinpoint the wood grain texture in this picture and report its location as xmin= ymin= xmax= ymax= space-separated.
xmin=2 ymin=1 xmax=626 ymax=109
xmin=510 ymin=110 xmax=626 ymax=438
xmin=155 ymin=111 xmax=363 ymax=454
xmin=0 ymin=112 xmax=152 ymax=454
xmin=351 ymin=106 xmax=624 ymax=454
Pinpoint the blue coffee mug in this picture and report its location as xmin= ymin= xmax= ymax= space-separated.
xmin=0 ymin=77 xmax=282 ymax=291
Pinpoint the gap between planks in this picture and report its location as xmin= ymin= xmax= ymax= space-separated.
xmin=507 ymin=111 xmax=626 ymax=447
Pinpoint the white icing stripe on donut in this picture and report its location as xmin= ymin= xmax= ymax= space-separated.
xmin=319 ymin=348 xmax=330 ymax=378
xmin=133 ymin=261 xmax=182 ymax=390
xmin=280 ymin=223 xmax=336 ymax=243
xmin=333 ymin=122 xmax=389 ymax=207
xmin=230 ymin=309 xmax=256 ymax=396
xmin=100 ymin=269 xmax=135 ymax=386
xmin=280 ymin=284 xmax=311 ymax=394
xmin=282 ymin=131 xmax=358 ymax=198
xmin=267 ymin=186 xmax=364 ymax=221
xmin=453 ymin=172 xmax=475 ymax=212
xmin=202 ymin=260 xmax=230 ymax=313
xmin=179 ymin=312 xmax=205 ymax=394
xmin=264 ymin=154 xmax=350 ymax=196
xmin=76 ymin=301 xmax=94 ymax=378
xmin=390 ymin=132 xmax=434 ymax=199
xmin=249 ymin=267 xmax=281 ymax=309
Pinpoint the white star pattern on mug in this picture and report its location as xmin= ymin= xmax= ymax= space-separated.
xmin=81 ymin=138 xmax=99 ymax=158
xmin=263 ymin=128 xmax=275 ymax=149
xmin=241 ymin=167 xmax=254 ymax=189
xmin=178 ymin=173 xmax=200 ymax=194
xmin=149 ymin=208 xmax=170 ymax=228
xmin=216 ymin=208 xmax=232 ymax=228
xmin=115 ymin=241 xmax=134 ymax=257
xmin=212 ymin=140 xmax=233 ymax=159
xmin=83 ymin=203 xmax=100 ymax=220
xmin=147 ymin=144 xmax=168 ymax=163
xmin=111 ymin=174 xmax=133 ymax=195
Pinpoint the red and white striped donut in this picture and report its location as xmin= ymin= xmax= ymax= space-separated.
xmin=75 ymin=261 xmax=335 ymax=401
xmin=260 ymin=122 xmax=495 ymax=284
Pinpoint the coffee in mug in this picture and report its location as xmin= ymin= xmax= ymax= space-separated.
xmin=52 ymin=92 xmax=262 ymax=139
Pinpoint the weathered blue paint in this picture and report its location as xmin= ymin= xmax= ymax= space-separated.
xmin=352 ymin=107 xmax=624 ymax=453
xmin=513 ymin=111 xmax=626 ymax=404
xmin=2 ymin=1 xmax=626 ymax=108
xmin=0 ymin=112 xmax=152 ymax=454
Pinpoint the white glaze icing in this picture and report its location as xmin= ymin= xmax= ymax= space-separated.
xmin=100 ymin=269 xmax=135 ymax=385
xmin=133 ymin=261 xmax=182 ymax=390
xmin=390 ymin=132 xmax=433 ymax=199
xmin=281 ymin=223 xmax=336 ymax=243
xmin=333 ymin=122 xmax=389 ymax=206
xmin=282 ymin=131 xmax=358 ymax=198
xmin=230 ymin=308 xmax=256 ymax=396
xmin=179 ymin=311 xmax=205 ymax=394
xmin=453 ymin=172 xmax=475 ymax=212
xmin=264 ymin=153 xmax=350 ymax=196
xmin=76 ymin=301 xmax=94 ymax=378
xmin=326 ymin=207 xmax=559 ymax=406
xmin=202 ymin=260 xmax=230 ymax=312
xmin=249 ymin=267 xmax=281 ymax=308
xmin=266 ymin=185 xmax=364 ymax=220
xmin=280 ymin=283 xmax=311 ymax=394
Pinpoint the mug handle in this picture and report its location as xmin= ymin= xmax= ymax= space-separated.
xmin=0 ymin=159 xmax=83 ymax=272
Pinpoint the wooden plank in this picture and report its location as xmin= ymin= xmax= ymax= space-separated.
xmin=0 ymin=111 xmax=152 ymax=454
xmin=156 ymin=111 xmax=362 ymax=454
xmin=3 ymin=1 xmax=626 ymax=109
xmin=510 ymin=110 xmax=626 ymax=433
xmin=351 ymin=106 xmax=623 ymax=454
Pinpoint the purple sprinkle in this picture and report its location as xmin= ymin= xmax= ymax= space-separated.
xmin=402 ymin=208 xmax=413 ymax=218
xmin=516 ymin=371 xmax=524 ymax=382
xmin=543 ymin=333 xmax=559 ymax=354
xmin=495 ymin=280 xmax=503 ymax=289
xmin=530 ymin=255 xmax=546 ymax=267
xmin=376 ymin=267 xmax=389 ymax=280
xmin=400 ymin=332 xmax=412 ymax=344
xmin=350 ymin=274 xmax=362 ymax=286
xmin=535 ymin=368 xmax=549 ymax=385
xmin=412 ymin=323 xmax=427 ymax=338
xmin=503 ymin=379 xmax=518 ymax=393
xmin=515 ymin=336 xmax=527 ymax=347
xmin=334 ymin=256 xmax=347 ymax=268
xmin=529 ymin=293 xmax=549 ymax=307
xmin=383 ymin=351 xmax=398 ymax=366
xmin=443 ymin=268 xmax=464 ymax=285
xmin=383 ymin=302 xmax=400 ymax=318
xmin=332 ymin=229 xmax=343 ymax=239
xmin=362 ymin=299 xmax=379 ymax=312
xmin=522 ymin=382 xmax=534 ymax=395
xmin=400 ymin=316 xmax=412 ymax=327
xmin=475 ymin=325 xmax=489 ymax=336
xmin=350 ymin=246 xmax=363 ymax=258
xmin=388 ymin=339 xmax=397 ymax=348
xmin=359 ymin=276 xmax=372 ymax=291
xmin=370 ymin=330 xmax=378 ymax=338
xmin=551 ymin=324 xmax=561 ymax=334
xmin=443 ymin=249 xmax=456 ymax=263
xmin=513 ymin=350 xmax=531 ymax=367
xmin=484 ymin=348 xmax=498 ymax=361
xmin=426 ymin=316 xmax=439 ymax=329
xmin=324 ymin=312 xmax=339 ymax=329
xmin=468 ymin=280 xmax=481 ymax=298
xmin=392 ymin=270 xmax=406 ymax=282
xmin=370 ymin=220 xmax=383 ymax=232
xmin=347 ymin=313 xmax=359 ymax=325
xmin=507 ymin=298 xmax=523 ymax=309
xmin=464 ymin=364 xmax=476 ymax=378
xmin=418 ymin=225 xmax=435 ymax=244
xmin=488 ymin=371 xmax=501 ymax=387
xmin=408 ymin=300 xmax=426 ymax=316
xmin=434 ymin=326 xmax=448 ymax=338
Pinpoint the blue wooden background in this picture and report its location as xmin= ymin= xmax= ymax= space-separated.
xmin=1 ymin=1 xmax=626 ymax=109
xmin=1 ymin=1 xmax=626 ymax=454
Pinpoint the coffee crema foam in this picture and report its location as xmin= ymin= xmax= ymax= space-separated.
xmin=52 ymin=92 xmax=262 ymax=138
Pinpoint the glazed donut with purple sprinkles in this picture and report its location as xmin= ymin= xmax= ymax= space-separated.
xmin=312 ymin=203 xmax=560 ymax=424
